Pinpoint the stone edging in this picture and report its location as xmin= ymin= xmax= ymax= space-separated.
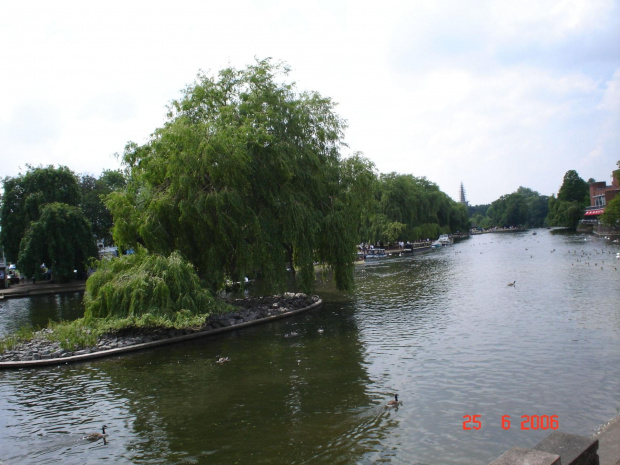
xmin=0 ymin=299 xmax=322 ymax=370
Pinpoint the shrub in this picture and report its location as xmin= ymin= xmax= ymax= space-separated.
xmin=84 ymin=249 xmax=222 ymax=319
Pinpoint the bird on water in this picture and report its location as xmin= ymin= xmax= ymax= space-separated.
xmin=507 ymin=281 xmax=516 ymax=287
xmin=84 ymin=425 xmax=108 ymax=440
xmin=387 ymin=394 xmax=399 ymax=407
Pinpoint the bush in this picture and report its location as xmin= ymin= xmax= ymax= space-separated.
xmin=84 ymin=249 xmax=223 ymax=319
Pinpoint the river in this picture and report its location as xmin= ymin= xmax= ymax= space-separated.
xmin=0 ymin=230 xmax=619 ymax=464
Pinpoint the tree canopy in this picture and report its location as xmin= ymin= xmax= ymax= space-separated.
xmin=557 ymin=170 xmax=589 ymax=204
xmin=482 ymin=187 xmax=549 ymax=228
xmin=79 ymin=170 xmax=126 ymax=246
xmin=359 ymin=173 xmax=470 ymax=243
xmin=1 ymin=165 xmax=81 ymax=263
xmin=84 ymin=249 xmax=222 ymax=319
xmin=107 ymin=59 xmax=372 ymax=292
xmin=17 ymin=202 xmax=98 ymax=282
xmin=547 ymin=170 xmax=589 ymax=229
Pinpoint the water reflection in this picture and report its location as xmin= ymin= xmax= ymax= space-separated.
xmin=1 ymin=230 xmax=620 ymax=464
xmin=0 ymin=303 xmax=393 ymax=464
xmin=0 ymin=293 xmax=84 ymax=337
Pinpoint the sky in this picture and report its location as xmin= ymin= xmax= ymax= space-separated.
xmin=1 ymin=0 xmax=619 ymax=206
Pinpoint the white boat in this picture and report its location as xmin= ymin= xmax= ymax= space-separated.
xmin=432 ymin=234 xmax=453 ymax=247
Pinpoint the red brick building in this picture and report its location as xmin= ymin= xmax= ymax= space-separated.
xmin=585 ymin=169 xmax=620 ymax=217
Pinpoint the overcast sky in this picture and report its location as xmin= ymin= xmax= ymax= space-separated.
xmin=1 ymin=0 xmax=619 ymax=205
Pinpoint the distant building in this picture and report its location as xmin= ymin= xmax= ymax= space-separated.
xmin=579 ymin=167 xmax=620 ymax=236
xmin=585 ymin=168 xmax=620 ymax=218
xmin=459 ymin=182 xmax=468 ymax=206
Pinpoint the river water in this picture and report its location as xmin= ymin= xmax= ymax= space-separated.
xmin=0 ymin=230 xmax=619 ymax=464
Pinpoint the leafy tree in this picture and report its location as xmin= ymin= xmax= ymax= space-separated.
xmin=1 ymin=165 xmax=81 ymax=262
xmin=547 ymin=196 xmax=583 ymax=229
xmin=80 ymin=170 xmax=126 ymax=245
xmin=547 ymin=170 xmax=589 ymax=229
xmin=557 ymin=170 xmax=589 ymax=205
xmin=17 ymin=202 xmax=98 ymax=282
xmin=361 ymin=173 xmax=469 ymax=243
xmin=600 ymin=195 xmax=620 ymax=227
xmin=107 ymin=59 xmax=368 ymax=292
xmin=468 ymin=204 xmax=490 ymax=218
xmin=487 ymin=193 xmax=528 ymax=227
xmin=525 ymin=193 xmax=549 ymax=227
xmin=475 ymin=187 xmax=548 ymax=228
xmin=84 ymin=249 xmax=223 ymax=319
xmin=600 ymin=169 xmax=620 ymax=227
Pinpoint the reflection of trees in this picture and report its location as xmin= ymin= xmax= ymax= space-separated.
xmin=1 ymin=300 xmax=401 ymax=463
xmin=0 ymin=362 xmax=171 ymax=465
xmin=93 ymin=302 xmax=395 ymax=464
xmin=0 ymin=292 xmax=84 ymax=336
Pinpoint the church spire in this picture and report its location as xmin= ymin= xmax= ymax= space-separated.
xmin=459 ymin=182 xmax=468 ymax=206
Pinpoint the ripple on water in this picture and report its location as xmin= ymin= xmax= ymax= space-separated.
xmin=1 ymin=232 xmax=619 ymax=464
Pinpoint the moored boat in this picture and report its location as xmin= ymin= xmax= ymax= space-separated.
xmin=432 ymin=234 xmax=453 ymax=247
xmin=365 ymin=248 xmax=387 ymax=259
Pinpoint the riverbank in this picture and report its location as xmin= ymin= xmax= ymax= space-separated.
xmin=0 ymin=293 xmax=321 ymax=368
xmin=0 ymin=280 xmax=86 ymax=299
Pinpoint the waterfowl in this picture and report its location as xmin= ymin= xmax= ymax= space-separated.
xmin=387 ymin=394 xmax=399 ymax=407
xmin=216 ymin=356 xmax=230 ymax=364
xmin=317 ymin=328 xmax=324 ymax=334
xmin=84 ymin=425 xmax=107 ymax=440
xmin=507 ymin=281 xmax=516 ymax=287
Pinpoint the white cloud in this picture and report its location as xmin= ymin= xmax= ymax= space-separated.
xmin=0 ymin=0 xmax=618 ymax=204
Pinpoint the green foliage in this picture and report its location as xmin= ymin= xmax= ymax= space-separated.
xmin=79 ymin=170 xmax=126 ymax=245
xmin=547 ymin=196 xmax=583 ymax=229
xmin=46 ymin=319 xmax=101 ymax=350
xmin=45 ymin=310 xmax=212 ymax=351
xmin=0 ymin=326 xmax=34 ymax=354
xmin=84 ymin=249 xmax=224 ymax=319
xmin=1 ymin=165 xmax=81 ymax=262
xmin=0 ymin=311 xmax=220 ymax=353
xmin=107 ymin=59 xmax=370 ymax=292
xmin=546 ymin=170 xmax=589 ymax=229
xmin=468 ymin=204 xmax=490 ymax=218
xmin=600 ymin=195 xmax=620 ymax=227
xmin=360 ymin=173 xmax=470 ymax=243
xmin=557 ymin=170 xmax=589 ymax=205
xmin=17 ymin=202 xmax=98 ymax=282
xmin=477 ymin=187 xmax=548 ymax=228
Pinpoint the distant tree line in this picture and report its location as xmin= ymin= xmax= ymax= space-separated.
xmin=469 ymin=187 xmax=550 ymax=229
xmin=360 ymin=172 xmax=470 ymax=244
xmin=0 ymin=166 xmax=125 ymax=282
xmin=104 ymin=59 xmax=470 ymax=293
xmin=467 ymin=169 xmax=599 ymax=230
xmin=0 ymin=60 xmax=471 ymax=293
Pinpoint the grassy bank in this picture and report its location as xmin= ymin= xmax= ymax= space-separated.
xmin=0 ymin=309 xmax=223 ymax=354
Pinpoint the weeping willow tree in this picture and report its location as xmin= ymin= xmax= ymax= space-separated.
xmin=17 ymin=202 xmax=98 ymax=282
xmin=107 ymin=59 xmax=373 ymax=292
xmin=360 ymin=173 xmax=469 ymax=243
xmin=84 ymin=250 xmax=222 ymax=319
